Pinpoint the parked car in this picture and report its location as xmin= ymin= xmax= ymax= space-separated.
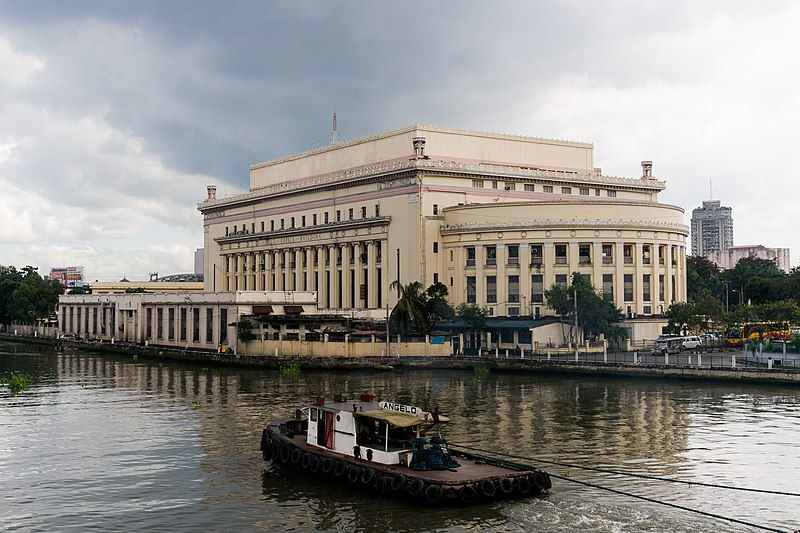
xmin=682 ymin=336 xmax=702 ymax=351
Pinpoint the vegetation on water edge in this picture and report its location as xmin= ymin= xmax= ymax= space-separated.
xmin=0 ymin=372 xmax=35 ymax=394
xmin=472 ymin=364 xmax=490 ymax=384
xmin=280 ymin=363 xmax=301 ymax=378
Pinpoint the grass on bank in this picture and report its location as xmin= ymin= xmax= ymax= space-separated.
xmin=0 ymin=372 xmax=35 ymax=394
xmin=280 ymin=363 xmax=301 ymax=378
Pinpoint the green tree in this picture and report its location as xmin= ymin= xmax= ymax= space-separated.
xmin=0 ymin=266 xmax=24 ymax=325
xmin=455 ymin=303 xmax=489 ymax=349
xmin=686 ymin=255 xmax=723 ymax=301
xmin=722 ymin=257 xmax=785 ymax=306
xmin=544 ymin=272 xmax=625 ymax=343
xmin=754 ymin=300 xmax=800 ymax=324
xmin=9 ymin=266 xmax=64 ymax=323
xmin=388 ymin=281 xmax=454 ymax=335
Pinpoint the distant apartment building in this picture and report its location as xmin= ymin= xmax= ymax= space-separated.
xmin=707 ymin=245 xmax=791 ymax=273
xmin=194 ymin=248 xmax=204 ymax=275
xmin=690 ymin=200 xmax=733 ymax=257
xmin=49 ymin=266 xmax=86 ymax=288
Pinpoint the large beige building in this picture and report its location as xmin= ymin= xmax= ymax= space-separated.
xmin=199 ymin=125 xmax=688 ymax=342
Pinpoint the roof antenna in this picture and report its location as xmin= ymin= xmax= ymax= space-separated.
xmin=329 ymin=108 xmax=339 ymax=146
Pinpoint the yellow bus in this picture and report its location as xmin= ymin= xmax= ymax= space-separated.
xmin=726 ymin=322 xmax=792 ymax=347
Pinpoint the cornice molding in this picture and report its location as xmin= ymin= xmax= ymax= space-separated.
xmin=440 ymin=219 xmax=690 ymax=235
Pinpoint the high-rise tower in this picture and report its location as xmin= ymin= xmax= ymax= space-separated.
xmin=690 ymin=200 xmax=733 ymax=257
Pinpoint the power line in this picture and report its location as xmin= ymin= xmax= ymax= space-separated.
xmin=449 ymin=443 xmax=800 ymax=497
xmin=450 ymin=444 xmax=788 ymax=533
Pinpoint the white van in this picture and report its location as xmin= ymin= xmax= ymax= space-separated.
xmin=682 ymin=336 xmax=702 ymax=350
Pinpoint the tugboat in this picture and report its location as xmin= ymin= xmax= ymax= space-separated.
xmin=260 ymin=394 xmax=552 ymax=505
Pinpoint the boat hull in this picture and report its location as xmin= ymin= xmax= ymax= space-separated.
xmin=260 ymin=420 xmax=552 ymax=506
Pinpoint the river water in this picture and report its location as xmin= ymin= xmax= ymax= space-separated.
xmin=1 ymin=340 xmax=799 ymax=532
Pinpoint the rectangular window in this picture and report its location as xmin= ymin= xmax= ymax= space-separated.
xmin=492 ymin=181 xmax=498 ymax=189
xmin=361 ymin=206 xmax=367 ymax=218
xmin=146 ymin=308 xmax=152 ymax=339
xmin=602 ymin=274 xmax=614 ymax=297
xmin=336 ymin=210 xmax=341 ymax=222
xmin=220 ymin=309 xmax=228 ymax=343
xmin=602 ymin=243 xmax=613 ymax=264
xmin=433 ymin=273 xmax=439 ymax=284
xmin=271 ymin=220 xmax=275 ymax=231
xmin=659 ymin=274 xmax=665 ymax=301
xmin=579 ymin=243 xmax=591 ymax=265
xmin=643 ymin=274 xmax=651 ymax=302
xmin=561 ymin=186 xmax=572 ymax=194
xmin=204 ymin=309 xmax=212 ymax=342
xmin=671 ymin=275 xmax=676 ymax=302
xmin=507 ymin=245 xmax=519 ymax=266
xmin=595 ymin=189 xmax=601 ymax=196
xmin=348 ymin=208 xmax=353 ymax=220
xmin=157 ymin=308 xmax=164 ymax=339
xmin=472 ymin=179 xmax=484 ymax=188
xmin=642 ymin=244 xmax=652 ymax=265
xmin=302 ymin=215 xmax=306 ymax=227
xmin=505 ymin=182 xmax=516 ymax=191
xmin=261 ymin=221 xmax=265 ymax=232
xmin=433 ymin=204 xmax=438 ymax=215
xmin=524 ymin=183 xmax=535 ymax=192
xmin=658 ymin=245 xmax=666 ymax=265
xmin=543 ymin=185 xmax=553 ymax=193
xmin=375 ymin=204 xmax=380 ymax=217
xmin=555 ymin=274 xmax=568 ymax=285
xmin=555 ymin=244 xmax=568 ymax=265
xmin=580 ymin=187 xmax=590 ymax=195
xmin=466 ymin=276 xmax=476 ymax=303
xmin=624 ymin=274 xmax=634 ymax=301
xmin=313 ymin=214 xmax=317 ymax=225
xmin=193 ymin=308 xmax=200 ymax=342
xmin=508 ymin=275 xmax=519 ymax=303
xmin=324 ymin=212 xmax=330 ymax=224
xmin=485 ymin=246 xmax=497 ymax=266
xmin=280 ymin=219 xmax=285 ymax=230
xmin=225 ymin=226 xmax=229 ymax=236
xmin=607 ymin=190 xmax=617 ymax=198
xmin=180 ymin=308 xmax=187 ymax=341
xmin=168 ymin=308 xmax=175 ymax=340
xmin=624 ymin=244 xmax=634 ymax=264
xmin=466 ymin=247 xmax=476 ymax=267
xmin=507 ymin=307 xmax=520 ymax=317
xmin=290 ymin=217 xmax=295 ymax=228
xmin=486 ymin=276 xmax=497 ymax=303
xmin=251 ymin=223 xmax=255 ymax=233
xmin=531 ymin=274 xmax=544 ymax=303
xmin=433 ymin=242 xmax=439 ymax=253
xmin=530 ymin=244 xmax=543 ymax=266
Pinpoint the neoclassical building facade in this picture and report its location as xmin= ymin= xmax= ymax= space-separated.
xmin=199 ymin=125 xmax=688 ymax=336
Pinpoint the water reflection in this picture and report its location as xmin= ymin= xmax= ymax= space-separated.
xmin=1 ymin=341 xmax=798 ymax=532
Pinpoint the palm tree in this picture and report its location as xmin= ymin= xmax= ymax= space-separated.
xmin=389 ymin=281 xmax=427 ymax=335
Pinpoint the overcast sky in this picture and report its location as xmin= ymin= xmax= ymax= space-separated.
xmin=1 ymin=1 xmax=798 ymax=281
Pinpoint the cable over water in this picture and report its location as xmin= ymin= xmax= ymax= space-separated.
xmin=450 ymin=443 xmax=800 ymax=497
xmin=450 ymin=444 xmax=789 ymax=533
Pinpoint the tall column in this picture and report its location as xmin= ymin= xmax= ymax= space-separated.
xmin=475 ymin=244 xmax=485 ymax=306
xmin=520 ymin=243 xmax=531 ymax=315
xmin=543 ymin=243 xmax=555 ymax=294
xmin=496 ymin=243 xmax=506 ymax=316
xmin=255 ymin=251 xmax=263 ymax=291
xmin=224 ymin=254 xmax=231 ymax=291
xmin=615 ymin=242 xmax=625 ymax=310
xmin=305 ymin=247 xmax=313 ymax=292
xmin=320 ymin=246 xmax=330 ymax=308
xmin=276 ymin=251 xmax=284 ymax=291
xmin=367 ymin=241 xmax=378 ymax=309
xmin=665 ymin=244 xmax=674 ymax=305
xmin=568 ymin=242 xmax=578 ymax=278
xmin=634 ymin=243 xmax=643 ymax=314
xmin=265 ymin=251 xmax=274 ymax=291
xmin=453 ymin=246 xmax=465 ymax=306
xmin=592 ymin=242 xmax=602 ymax=288
xmin=332 ymin=245 xmax=341 ymax=308
xmin=342 ymin=244 xmax=352 ymax=308
xmin=354 ymin=243 xmax=365 ymax=310
xmin=652 ymin=242 xmax=660 ymax=313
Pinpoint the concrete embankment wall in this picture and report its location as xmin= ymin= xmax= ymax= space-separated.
xmin=3 ymin=334 xmax=800 ymax=385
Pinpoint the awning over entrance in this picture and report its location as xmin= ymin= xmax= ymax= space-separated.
xmin=283 ymin=305 xmax=304 ymax=315
xmin=252 ymin=305 xmax=273 ymax=315
xmin=355 ymin=409 xmax=422 ymax=428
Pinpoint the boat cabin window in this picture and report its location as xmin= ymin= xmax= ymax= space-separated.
xmin=355 ymin=418 xmax=419 ymax=452
xmin=310 ymin=408 xmax=317 ymax=422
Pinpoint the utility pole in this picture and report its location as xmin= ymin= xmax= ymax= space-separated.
xmin=573 ymin=286 xmax=579 ymax=361
xmin=723 ymin=280 xmax=730 ymax=312
xmin=396 ymin=248 xmax=401 ymax=297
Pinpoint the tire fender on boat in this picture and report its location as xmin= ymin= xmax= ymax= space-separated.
xmin=374 ymin=476 xmax=392 ymax=494
xmin=515 ymin=475 xmax=532 ymax=495
xmin=360 ymin=467 xmax=375 ymax=486
xmin=407 ymin=478 xmax=425 ymax=498
xmin=279 ymin=442 xmax=291 ymax=464
xmin=322 ymin=458 xmax=335 ymax=475
xmin=480 ymin=479 xmax=497 ymax=498
xmin=347 ymin=466 xmax=361 ymax=484
xmin=301 ymin=453 xmax=313 ymax=470
xmin=532 ymin=471 xmax=548 ymax=492
xmin=333 ymin=460 xmax=347 ymax=478
xmin=499 ymin=477 xmax=515 ymax=495
xmin=309 ymin=456 xmax=320 ymax=474
xmin=391 ymin=474 xmax=407 ymax=492
xmin=290 ymin=448 xmax=302 ymax=465
xmin=424 ymin=484 xmax=443 ymax=504
xmin=458 ymin=484 xmax=477 ymax=505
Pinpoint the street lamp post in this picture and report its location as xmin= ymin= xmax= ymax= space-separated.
xmin=723 ymin=280 xmax=731 ymax=312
